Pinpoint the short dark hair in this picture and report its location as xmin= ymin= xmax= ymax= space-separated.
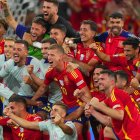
xmin=50 ymin=24 xmax=67 ymax=34
xmin=0 ymin=18 xmax=8 ymax=31
xmin=115 ymin=70 xmax=129 ymax=84
xmin=15 ymin=40 xmax=29 ymax=50
xmin=53 ymin=101 xmax=68 ymax=113
xmin=47 ymin=44 xmax=65 ymax=54
xmin=44 ymin=0 xmax=59 ymax=7
xmin=109 ymin=12 xmax=123 ymax=19
xmin=32 ymin=17 xmax=46 ymax=29
xmin=100 ymin=70 xmax=117 ymax=82
xmin=94 ymin=64 xmax=108 ymax=71
xmin=123 ymin=37 xmax=140 ymax=50
xmin=81 ymin=20 xmax=97 ymax=32
xmin=9 ymin=95 xmax=27 ymax=108
xmin=41 ymin=38 xmax=57 ymax=44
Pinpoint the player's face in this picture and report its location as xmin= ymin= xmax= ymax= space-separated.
xmin=116 ymin=75 xmax=126 ymax=89
xmin=50 ymin=29 xmax=65 ymax=45
xmin=93 ymin=68 xmax=103 ymax=88
xmin=42 ymin=1 xmax=58 ymax=22
xmin=0 ymin=23 xmax=6 ymax=38
xmin=80 ymin=24 xmax=95 ymax=43
xmin=98 ymin=74 xmax=110 ymax=92
xmin=4 ymin=40 xmax=14 ymax=60
xmin=109 ymin=18 xmax=124 ymax=36
xmin=41 ymin=42 xmax=50 ymax=59
xmin=13 ymin=43 xmax=28 ymax=64
xmin=47 ymin=49 xmax=62 ymax=68
xmin=8 ymin=102 xmax=21 ymax=116
xmin=30 ymin=23 xmax=46 ymax=42
xmin=50 ymin=105 xmax=66 ymax=121
xmin=124 ymin=45 xmax=135 ymax=60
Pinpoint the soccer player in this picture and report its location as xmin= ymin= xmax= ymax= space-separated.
xmin=50 ymin=24 xmax=66 ymax=46
xmin=64 ymin=20 xmax=103 ymax=88
xmin=4 ymin=101 xmax=77 ymax=140
xmin=88 ymin=70 xmax=140 ymax=139
xmin=115 ymin=70 xmax=140 ymax=106
xmin=1 ymin=95 xmax=43 ymax=140
xmin=1 ymin=0 xmax=48 ymax=59
xmin=0 ymin=18 xmax=8 ymax=54
xmin=39 ymin=0 xmax=78 ymax=37
xmin=26 ymin=38 xmax=62 ymax=114
xmin=0 ymin=40 xmax=42 ymax=107
xmin=31 ymin=43 xmax=92 ymax=138
xmin=90 ymin=37 xmax=140 ymax=81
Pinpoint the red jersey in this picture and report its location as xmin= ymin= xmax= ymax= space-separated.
xmin=90 ymin=88 xmax=106 ymax=102
xmin=73 ymin=42 xmax=103 ymax=63
xmin=104 ymin=87 xmax=140 ymax=139
xmin=0 ymin=114 xmax=43 ymax=140
xmin=110 ymin=55 xmax=139 ymax=80
xmin=44 ymin=63 xmax=87 ymax=108
xmin=0 ymin=39 xmax=4 ymax=54
xmin=130 ymin=90 xmax=140 ymax=105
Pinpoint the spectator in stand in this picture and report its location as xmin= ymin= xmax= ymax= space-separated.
xmin=67 ymin=0 xmax=109 ymax=32
xmin=1 ymin=95 xmax=43 ymax=140
xmin=0 ymin=18 xmax=8 ymax=54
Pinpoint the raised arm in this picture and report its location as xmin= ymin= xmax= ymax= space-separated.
xmin=31 ymin=83 xmax=48 ymax=101
xmin=1 ymin=0 xmax=18 ymax=30
xmin=90 ymin=43 xmax=110 ymax=62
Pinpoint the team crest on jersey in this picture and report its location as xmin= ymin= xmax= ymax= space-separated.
xmin=64 ymin=75 xmax=69 ymax=85
xmin=118 ymin=41 xmax=123 ymax=48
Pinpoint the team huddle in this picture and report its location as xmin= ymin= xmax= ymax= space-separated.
xmin=0 ymin=0 xmax=140 ymax=140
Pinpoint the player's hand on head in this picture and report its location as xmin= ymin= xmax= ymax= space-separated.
xmin=3 ymin=106 xmax=12 ymax=116
xmin=27 ymin=65 xmax=34 ymax=74
xmin=53 ymin=113 xmax=62 ymax=125
xmin=130 ymin=78 xmax=140 ymax=89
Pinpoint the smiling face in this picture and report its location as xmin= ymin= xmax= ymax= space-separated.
xmin=124 ymin=45 xmax=136 ymax=61
xmin=50 ymin=28 xmax=65 ymax=46
xmin=47 ymin=48 xmax=62 ymax=68
xmin=109 ymin=18 xmax=124 ymax=36
xmin=93 ymin=68 xmax=104 ymax=88
xmin=79 ymin=24 xmax=95 ymax=43
xmin=42 ymin=1 xmax=58 ymax=22
xmin=41 ymin=42 xmax=51 ymax=59
xmin=4 ymin=40 xmax=14 ymax=60
xmin=98 ymin=73 xmax=113 ymax=92
xmin=8 ymin=102 xmax=23 ymax=117
xmin=50 ymin=105 xmax=66 ymax=121
xmin=30 ymin=23 xmax=46 ymax=42
xmin=13 ymin=43 xmax=28 ymax=65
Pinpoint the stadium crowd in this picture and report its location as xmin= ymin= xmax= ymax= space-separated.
xmin=0 ymin=0 xmax=140 ymax=140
